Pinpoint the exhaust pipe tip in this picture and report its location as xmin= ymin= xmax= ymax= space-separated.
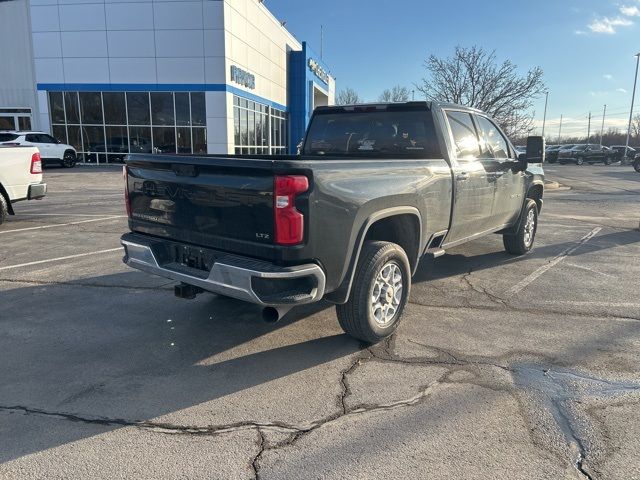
xmin=261 ymin=306 xmax=293 ymax=323
xmin=262 ymin=307 xmax=281 ymax=323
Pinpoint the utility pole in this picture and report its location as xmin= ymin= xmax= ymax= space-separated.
xmin=541 ymin=91 xmax=549 ymax=138
xmin=587 ymin=112 xmax=592 ymax=143
xmin=558 ymin=114 xmax=563 ymax=143
xmin=624 ymin=52 xmax=640 ymax=159
xmin=600 ymin=104 xmax=607 ymax=145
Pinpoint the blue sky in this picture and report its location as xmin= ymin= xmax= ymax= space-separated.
xmin=266 ymin=0 xmax=640 ymax=137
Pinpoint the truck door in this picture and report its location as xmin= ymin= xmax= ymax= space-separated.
xmin=473 ymin=114 xmax=524 ymax=228
xmin=443 ymin=110 xmax=495 ymax=244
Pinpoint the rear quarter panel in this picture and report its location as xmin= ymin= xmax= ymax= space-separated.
xmin=288 ymin=158 xmax=453 ymax=294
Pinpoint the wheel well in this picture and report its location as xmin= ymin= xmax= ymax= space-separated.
xmin=363 ymin=214 xmax=421 ymax=272
xmin=527 ymin=184 xmax=543 ymax=212
xmin=64 ymin=149 xmax=76 ymax=157
xmin=0 ymin=183 xmax=14 ymax=215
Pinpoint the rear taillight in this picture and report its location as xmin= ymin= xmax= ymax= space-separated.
xmin=274 ymin=175 xmax=309 ymax=245
xmin=123 ymin=165 xmax=131 ymax=216
xmin=30 ymin=152 xmax=42 ymax=174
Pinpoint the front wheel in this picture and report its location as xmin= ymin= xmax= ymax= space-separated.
xmin=634 ymin=160 xmax=640 ymax=173
xmin=503 ymin=199 xmax=538 ymax=256
xmin=62 ymin=151 xmax=76 ymax=168
xmin=576 ymin=157 xmax=584 ymax=165
xmin=336 ymin=241 xmax=411 ymax=343
xmin=604 ymin=156 xmax=612 ymax=165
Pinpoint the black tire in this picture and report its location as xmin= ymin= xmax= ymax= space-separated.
xmin=604 ymin=156 xmax=612 ymax=165
xmin=0 ymin=193 xmax=8 ymax=226
xmin=336 ymin=241 xmax=411 ymax=343
xmin=547 ymin=159 xmax=556 ymax=164
xmin=576 ymin=157 xmax=584 ymax=165
xmin=634 ymin=160 xmax=640 ymax=173
xmin=62 ymin=151 xmax=76 ymax=168
xmin=503 ymin=199 xmax=538 ymax=256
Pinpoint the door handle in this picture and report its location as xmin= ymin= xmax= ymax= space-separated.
xmin=456 ymin=172 xmax=470 ymax=181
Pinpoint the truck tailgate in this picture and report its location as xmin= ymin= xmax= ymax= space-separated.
xmin=126 ymin=155 xmax=276 ymax=256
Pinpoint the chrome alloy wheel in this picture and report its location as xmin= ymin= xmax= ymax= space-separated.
xmin=371 ymin=261 xmax=403 ymax=327
xmin=524 ymin=208 xmax=536 ymax=247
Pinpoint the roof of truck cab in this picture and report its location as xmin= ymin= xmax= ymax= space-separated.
xmin=316 ymin=101 xmax=484 ymax=114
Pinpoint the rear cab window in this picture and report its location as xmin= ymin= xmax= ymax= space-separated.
xmin=303 ymin=107 xmax=443 ymax=158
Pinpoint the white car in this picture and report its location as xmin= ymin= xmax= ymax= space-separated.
xmin=0 ymin=131 xmax=77 ymax=168
xmin=0 ymin=145 xmax=47 ymax=224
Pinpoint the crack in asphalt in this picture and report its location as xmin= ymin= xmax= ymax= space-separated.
xmin=251 ymin=428 xmax=265 ymax=480
xmin=461 ymin=269 xmax=508 ymax=307
xmin=0 ymin=277 xmax=174 ymax=291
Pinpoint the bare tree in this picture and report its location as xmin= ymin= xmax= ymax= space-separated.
xmin=379 ymin=85 xmax=410 ymax=102
xmin=416 ymin=46 xmax=546 ymax=138
xmin=632 ymin=113 xmax=640 ymax=140
xmin=336 ymin=87 xmax=362 ymax=105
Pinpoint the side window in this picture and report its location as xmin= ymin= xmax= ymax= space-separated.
xmin=475 ymin=115 xmax=510 ymax=160
xmin=25 ymin=134 xmax=40 ymax=143
xmin=445 ymin=111 xmax=480 ymax=160
xmin=43 ymin=134 xmax=57 ymax=143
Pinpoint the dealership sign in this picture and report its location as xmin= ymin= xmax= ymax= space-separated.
xmin=308 ymin=59 xmax=330 ymax=84
xmin=230 ymin=65 xmax=255 ymax=90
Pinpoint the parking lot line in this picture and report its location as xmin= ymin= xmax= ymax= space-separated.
xmin=17 ymin=213 xmax=124 ymax=217
xmin=506 ymin=227 xmax=602 ymax=296
xmin=0 ymin=248 xmax=123 ymax=272
xmin=0 ymin=216 xmax=126 ymax=234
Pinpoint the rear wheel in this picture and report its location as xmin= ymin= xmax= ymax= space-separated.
xmin=0 ymin=193 xmax=8 ymax=225
xmin=503 ymin=199 xmax=538 ymax=256
xmin=576 ymin=157 xmax=584 ymax=165
xmin=634 ymin=160 xmax=640 ymax=173
xmin=62 ymin=151 xmax=76 ymax=168
xmin=604 ymin=156 xmax=612 ymax=165
xmin=336 ymin=241 xmax=411 ymax=344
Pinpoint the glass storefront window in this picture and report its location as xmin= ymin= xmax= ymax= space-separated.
xmin=151 ymin=92 xmax=174 ymax=126
xmin=49 ymin=92 xmax=65 ymax=124
xmin=48 ymin=91 xmax=207 ymax=162
xmin=64 ymin=92 xmax=80 ymax=124
xmin=192 ymin=127 xmax=207 ymax=154
xmin=79 ymin=92 xmax=103 ymax=125
xmin=190 ymin=92 xmax=206 ymax=126
xmin=232 ymin=95 xmax=287 ymax=154
xmin=129 ymin=127 xmax=152 ymax=153
xmin=103 ymin=92 xmax=126 ymax=125
xmin=152 ymin=127 xmax=176 ymax=154
xmin=52 ymin=125 xmax=67 ymax=144
xmin=175 ymin=93 xmax=191 ymax=126
xmin=177 ymin=127 xmax=191 ymax=153
xmin=127 ymin=92 xmax=150 ymax=125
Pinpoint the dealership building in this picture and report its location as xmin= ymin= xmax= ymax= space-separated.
xmin=0 ymin=0 xmax=335 ymax=161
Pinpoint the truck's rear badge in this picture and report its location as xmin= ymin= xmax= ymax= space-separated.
xmin=256 ymin=233 xmax=271 ymax=240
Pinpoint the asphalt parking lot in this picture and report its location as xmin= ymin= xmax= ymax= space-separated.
xmin=1 ymin=163 xmax=639 ymax=479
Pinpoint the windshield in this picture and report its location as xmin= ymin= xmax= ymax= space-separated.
xmin=303 ymin=110 xmax=442 ymax=158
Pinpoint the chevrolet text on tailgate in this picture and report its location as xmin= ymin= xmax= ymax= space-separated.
xmin=121 ymin=102 xmax=545 ymax=343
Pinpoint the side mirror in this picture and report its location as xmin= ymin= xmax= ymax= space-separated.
xmin=525 ymin=136 xmax=545 ymax=165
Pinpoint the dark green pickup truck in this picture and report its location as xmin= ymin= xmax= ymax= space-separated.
xmin=121 ymin=102 xmax=545 ymax=343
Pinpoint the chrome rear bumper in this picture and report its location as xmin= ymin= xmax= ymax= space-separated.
xmin=121 ymin=234 xmax=325 ymax=307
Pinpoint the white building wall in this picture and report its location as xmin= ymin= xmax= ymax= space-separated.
xmin=0 ymin=0 xmax=40 ymax=128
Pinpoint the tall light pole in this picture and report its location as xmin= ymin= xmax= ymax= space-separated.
xmin=541 ymin=91 xmax=549 ymax=138
xmin=600 ymin=104 xmax=607 ymax=146
xmin=587 ymin=112 xmax=592 ymax=142
xmin=624 ymin=52 xmax=640 ymax=159
xmin=558 ymin=114 xmax=563 ymax=143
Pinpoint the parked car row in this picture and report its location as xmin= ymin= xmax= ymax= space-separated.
xmin=544 ymin=144 xmax=629 ymax=166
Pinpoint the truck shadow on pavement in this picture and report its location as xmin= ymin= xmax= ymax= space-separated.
xmin=0 ymin=228 xmax=638 ymax=464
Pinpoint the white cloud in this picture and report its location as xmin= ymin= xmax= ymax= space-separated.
xmin=620 ymin=5 xmax=640 ymax=17
xmin=588 ymin=16 xmax=633 ymax=34
xmin=603 ymin=74 xmax=614 ymax=80
xmin=574 ymin=29 xmax=587 ymax=35
xmin=589 ymin=90 xmax=610 ymax=97
xmin=617 ymin=88 xmax=628 ymax=93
